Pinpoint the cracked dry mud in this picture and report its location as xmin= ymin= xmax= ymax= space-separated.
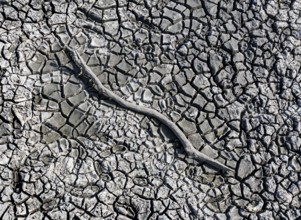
xmin=0 ymin=0 xmax=301 ymax=219
xmin=62 ymin=45 xmax=232 ymax=172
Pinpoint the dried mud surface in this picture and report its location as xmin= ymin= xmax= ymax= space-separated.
xmin=0 ymin=0 xmax=301 ymax=219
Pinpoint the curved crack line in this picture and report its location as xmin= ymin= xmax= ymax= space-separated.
xmin=63 ymin=45 xmax=233 ymax=173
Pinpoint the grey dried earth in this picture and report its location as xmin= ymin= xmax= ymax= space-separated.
xmin=0 ymin=0 xmax=301 ymax=219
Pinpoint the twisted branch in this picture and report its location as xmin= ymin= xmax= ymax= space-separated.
xmin=63 ymin=46 xmax=233 ymax=173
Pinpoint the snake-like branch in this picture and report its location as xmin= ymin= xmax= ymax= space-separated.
xmin=63 ymin=46 xmax=233 ymax=172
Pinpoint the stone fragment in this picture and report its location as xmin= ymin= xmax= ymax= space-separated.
xmin=68 ymin=109 xmax=85 ymax=126
xmin=2 ymin=85 xmax=15 ymax=101
xmin=187 ymin=133 xmax=204 ymax=151
xmin=204 ymin=131 xmax=216 ymax=142
xmin=169 ymin=111 xmax=181 ymax=122
xmin=259 ymin=211 xmax=274 ymax=220
xmin=14 ymin=86 xmax=32 ymax=102
xmin=177 ymin=45 xmax=188 ymax=56
xmin=201 ymin=144 xmax=218 ymax=158
xmin=104 ymin=20 xmax=119 ymax=36
xmin=149 ymin=85 xmax=163 ymax=97
xmin=90 ymin=37 xmax=106 ymax=48
xmin=59 ymin=124 xmax=73 ymax=137
xmin=224 ymin=38 xmax=239 ymax=53
xmin=46 ymin=112 xmax=66 ymax=129
xmin=198 ymin=119 xmax=211 ymax=133
xmin=192 ymin=94 xmax=207 ymax=109
xmin=289 ymin=156 xmax=301 ymax=171
xmin=237 ymin=155 xmax=255 ymax=179
xmin=204 ymin=102 xmax=216 ymax=112
xmin=12 ymin=102 xmax=32 ymax=126
xmin=181 ymin=83 xmax=196 ymax=98
xmin=276 ymin=185 xmax=293 ymax=204
xmin=60 ymin=100 xmax=73 ymax=117
xmin=142 ymin=89 xmax=153 ymax=103
xmin=68 ymin=91 xmax=87 ymax=106
xmin=174 ymin=72 xmax=187 ymax=87
xmin=209 ymin=52 xmax=223 ymax=74
xmin=175 ymin=94 xmax=187 ymax=106
xmin=193 ymin=58 xmax=210 ymax=73
xmin=177 ymin=118 xmax=197 ymax=135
